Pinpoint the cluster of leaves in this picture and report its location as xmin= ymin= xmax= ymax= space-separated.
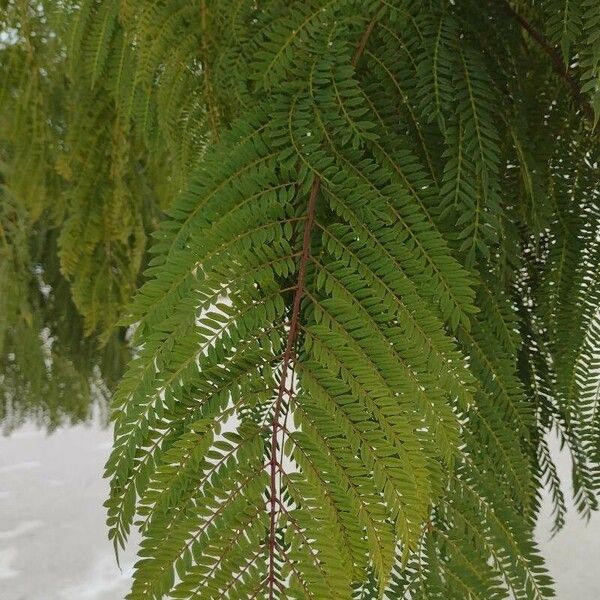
xmin=99 ymin=0 xmax=597 ymax=598
xmin=3 ymin=0 xmax=600 ymax=598
xmin=0 ymin=0 xmax=217 ymax=426
xmin=0 ymin=0 xmax=292 ymax=427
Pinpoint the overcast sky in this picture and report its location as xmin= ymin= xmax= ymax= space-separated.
xmin=0 ymin=420 xmax=598 ymax=600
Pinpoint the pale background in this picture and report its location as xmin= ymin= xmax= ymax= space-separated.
xmin=0 ymin=419 xmax=598 ymax=600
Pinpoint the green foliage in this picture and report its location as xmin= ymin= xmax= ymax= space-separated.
xmin=0 ymin=0 xmax=177 ymax=426
xmin=2 ymin=0 xmax=600 ymax=598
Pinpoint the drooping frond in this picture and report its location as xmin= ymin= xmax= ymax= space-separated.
xmin=100 ymin=2 xmax=600 ymax=598
xmin=579 ymin=0 xmax=600 ymax=125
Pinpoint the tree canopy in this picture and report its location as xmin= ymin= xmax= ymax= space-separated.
xmin=1 ymin=0 xmax=600 ymax=598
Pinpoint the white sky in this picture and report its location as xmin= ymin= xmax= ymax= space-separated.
xmin=0 ymin=420 xmax=598 ymax=599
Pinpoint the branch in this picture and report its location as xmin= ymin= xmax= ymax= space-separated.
xmin=501 ymin=1 xmax=593 ymax=122
xmin=266 ymin=19 xmax=378 ymax=598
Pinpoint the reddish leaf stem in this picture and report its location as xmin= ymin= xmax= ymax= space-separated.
xmin=266 ymin=20 xmax=376 ymax=597
xmin=267 ymin=177 xmax=320 ymax=595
